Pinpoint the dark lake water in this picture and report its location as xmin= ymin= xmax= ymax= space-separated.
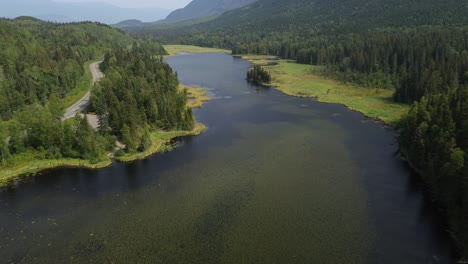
xmin=0 ymin=53 xmax=455 ymax=263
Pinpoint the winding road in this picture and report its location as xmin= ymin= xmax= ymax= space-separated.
xmin=63 ymin=61 xmax=103 ymax=120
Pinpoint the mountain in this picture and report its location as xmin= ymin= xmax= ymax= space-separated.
xmin=113 ymin=0 xmax=258 ymax=31
xmin=164 ymin=0 xmax=257 ymax=23
xmin=129 ymin=0 xmax=467 ymax=43
xmin=114 ymin=19 xmax=145 ymax=28
xmin=0 ymin=0 xmax=170 ymax=24
xmin=141 ymin=0 xmax=468 ymax=50
xmin=196 ymin=0 xmax=468 ymax=33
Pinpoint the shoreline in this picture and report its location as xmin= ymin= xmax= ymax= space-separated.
xmin=0 ymin=158 xmax=112 ymax=186
xmin=0 ymin=124 xmax=206 ymax=187
xmin=235 ymin=52 xmax=465 ymax=259
xmin=115 ymin=122 xmax=206 ymax=163
xmin=237 ymin=54 xmax=408 ymax=126
xmin=1 ymin=46 xmax=405 ymax=186
xmin=0 ymin=84 xmax=211 ymax=187
xmin=163 ymin=45 xmax=231 ymax=58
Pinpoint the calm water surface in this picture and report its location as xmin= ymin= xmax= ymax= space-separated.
xmin=0 ymin=53 xmax=455 ymax=263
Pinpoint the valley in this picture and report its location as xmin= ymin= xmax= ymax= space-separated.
xmin=0 ymin=0 xmax=467 ymax=262
xmin=0 ymin=52 xmax=456 ymax=263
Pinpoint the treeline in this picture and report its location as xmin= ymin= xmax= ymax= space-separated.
xmin=0 ymin=18 xmax=134 ymax=166
xmin=232 ymin=28 xmax=468 ymax=104
xmin=246 ymin=66 xmax=271 ymax=85
xmin=90 ymin=42 xmax=194 ymax=153
xmin=0 ymin=101 xmax=112 ymax=165
xmin=0 ymin=19 xmax=192 ymax=168
xmin=0 ymin=17 xmax=132 ymax=120
xmin=154 ymin=26 xmax=467 ymax=104
xmin=399 ymin=85 xmax=468 ymax=254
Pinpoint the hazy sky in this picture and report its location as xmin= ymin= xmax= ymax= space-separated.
xmin=54 ymin=0 xmax=192 ymax=9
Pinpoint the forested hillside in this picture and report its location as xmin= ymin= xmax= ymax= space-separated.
xmin=0 ymin=17 xmax=132 ymax=120
xmin=131 ymin=0 xmax=468 ymax=258
xmin=145 ymin=0 xmax=467 ymax=40
xmin=0 ymin=18 xmax=194 ymax=176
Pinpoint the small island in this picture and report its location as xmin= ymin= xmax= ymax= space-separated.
xmin=246 ymin=65 xmax=272 ymax=86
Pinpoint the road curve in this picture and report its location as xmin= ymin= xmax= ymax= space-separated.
xmin=63 ymin=61 xmax=103 ymax=120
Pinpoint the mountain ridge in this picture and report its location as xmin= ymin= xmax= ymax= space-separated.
xmin=163 ymin=0 xmax=257 ymax=24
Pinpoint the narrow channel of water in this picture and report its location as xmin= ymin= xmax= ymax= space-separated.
xmin=0 ymin=53 xmax=455 ymax=263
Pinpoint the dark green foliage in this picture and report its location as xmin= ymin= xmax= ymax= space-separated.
xmin=0 ymin=127 xmax=10 ymax=165
xmin=91 ymin=42 xmax=194 ymax=153
xmin=0 ymin=18 xmax=132 ymax=120
xmin=0 ymin=18 xmax=191 ymax=165
xmin=399 ymin=85 xmax=468 ymax=255
xmin=247 ymin=66 xmax=271 ymax=85
xmin=114 ymin=149 xmax=125 ymax=157
xmin=0 ymin=19 xmax=159 ymax=166
xmin=7 ymin=105 xmax=111 ymax=163
xmin=142 ymin=0 xmax=467 ymax=40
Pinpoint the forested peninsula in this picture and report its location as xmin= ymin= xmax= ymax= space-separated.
xmin=0 ymin=18 xmax=205 ymax=184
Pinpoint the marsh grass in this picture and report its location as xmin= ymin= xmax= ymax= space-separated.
xmin=164 ymin=45 xmax=231 ymax=57
xmin=115 ymin=123 xmax=207 ymax=163
xmin=240 ymin=55 xmax=408 ymax=125
xmin=0 ymin=157 xmax=111 ymax=185
xmin=180 ymin=85 xmax=211 ymax=108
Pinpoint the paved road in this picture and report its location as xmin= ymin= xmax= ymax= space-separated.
xmin=63 ymin=61 xmax=103 ymax=120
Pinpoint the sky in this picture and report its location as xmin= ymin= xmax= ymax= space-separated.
xmin=54 ymin=0 xmax=192 ymax=9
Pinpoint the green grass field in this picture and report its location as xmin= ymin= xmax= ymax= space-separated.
xmin=164 ymin=45 xmax=231 ymax=57
xmin=241 ymin=56 xmax=408 ymax=125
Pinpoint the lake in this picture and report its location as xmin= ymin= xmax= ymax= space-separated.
xmin=0 ymin=53 xmax=455 ymax=263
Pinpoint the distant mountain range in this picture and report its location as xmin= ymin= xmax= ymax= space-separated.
xmin=0 ymin=0 xmax=170 ymax=24
xmin=114 ymin=0 xmax=257 ymax=30
xmin=164 ymin=0 xmax=257 ymax=23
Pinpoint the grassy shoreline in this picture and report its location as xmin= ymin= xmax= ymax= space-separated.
xmin=0 ymin=82 xmax=211 ymax=186
xmin=1 ymin=45 xmax=407 ymax=184
xmin=163 ymin=45 xmax=408 ymax=124
xmin=239 ymin=55 xmax=408 ymax=125
xmin=115 ymin=123 xmax=206 ymax=163
xmin=182 ymin=85 xmax=211 ymax=108
xmin=164 ymin=45 xmax=231 ymax=57
xmin=0 ymin=158 xmax=112 ymax=186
